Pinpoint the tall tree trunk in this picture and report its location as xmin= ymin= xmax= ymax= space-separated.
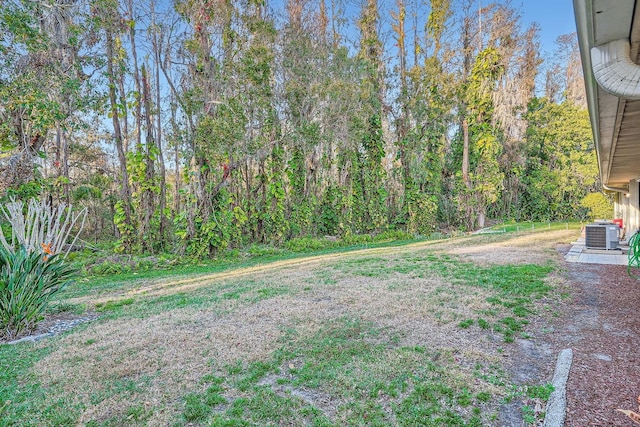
xmin=169 ymin=98 xmax=181 ymax=219
xmin=319 ymin=0 xmax=328 ymax=43
xmin=127 ymin=0 xmax=142 ymax=150
xmin=61 ymin=128 xmax=70 ymax=204
xmin=151 ymin=1 xmax=168 ymax=248
xmin=106 ymin=28 xmax=134 ymax=252
xmin=117 ymin=72 xmax=129 ymax=151
xmin=393 ymin=0 xmax=410 ymax=189
xmin=477 ymin=210 xmax=485 ymax=228
xmin=140 ymin=64 xmax=156 ymax=253
xmin=54 ymin=126 xmax=65 ymax=203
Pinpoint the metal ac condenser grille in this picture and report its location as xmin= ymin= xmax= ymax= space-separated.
xmin=585 ymin=225 xmax=607 ymax=249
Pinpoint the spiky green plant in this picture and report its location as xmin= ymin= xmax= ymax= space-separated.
xmin=0 ymin=198 xmax=86 ymax=259
xmin=0 ymin=246 xmax=76 ymax=340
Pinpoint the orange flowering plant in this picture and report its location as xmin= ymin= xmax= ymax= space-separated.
xmin=0 ymin=198 xmax=85 ymax=340
xmin=41 ymin=242 xmax=53 ymax=261
xmin=0 ymin=246 xmax=75 ymax=340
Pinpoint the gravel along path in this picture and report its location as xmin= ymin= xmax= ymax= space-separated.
xmin=5 ymin=314 xmax=99 ymax=345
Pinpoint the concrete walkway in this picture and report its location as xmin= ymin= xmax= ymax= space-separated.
xmin=564 ymin=238 xmax=628 ymax=265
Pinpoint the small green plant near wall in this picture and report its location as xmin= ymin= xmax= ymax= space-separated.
xmin=0 ymin=198 xmax=85 ymax=340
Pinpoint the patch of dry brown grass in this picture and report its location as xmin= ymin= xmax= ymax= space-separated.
xmin=32 ymin=229 xmax=573 ymax=424
xmin=440 ymin=229 xmax=577 ymax=265
xmin=37 ymin=273 xmax=498 ymax=423
xmin=69 ymin=240 xmax=455 ymax=307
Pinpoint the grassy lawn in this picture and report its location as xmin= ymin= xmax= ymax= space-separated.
xmin=0 ymin=228 xmax=576 ymax=426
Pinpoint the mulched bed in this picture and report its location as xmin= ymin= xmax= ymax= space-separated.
xmin=501 ymin=245 xmax=640 ymax=426
xmin=550 ymin=248 xmax=640 ymax=426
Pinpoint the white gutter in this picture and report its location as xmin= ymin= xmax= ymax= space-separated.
xmin=573 ymin=0 xmax=605 ymax=181
xmin=591 ymin=39 xmax=640 ymax=99
xmin=602 ymin=183 xmax=629 ymax=193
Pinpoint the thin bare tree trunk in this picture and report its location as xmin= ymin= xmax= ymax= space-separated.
xmin=106 ymin=28 xmax=134 ymax=252
xmin=151 ymin=1 xmax=168 ymax=247
xmin=127 ymin=0 xmax=142 ymax=151
xmin=169 ymin=98 xmax=181 ymax=218
xmin=393 ymin=0 xmax=412 ymax=209
xmin=61 ymin=128 xmax=70 ymax=204
xmin=462 ymin=118 xmax=470 ymax=187
xmin=117 ymin=73 xmax=129 ymax=151
xmin=140 ymin=64 xmax=156 ymax=253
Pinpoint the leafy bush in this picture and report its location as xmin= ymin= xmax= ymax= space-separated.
xmin=247 ymin=244 xmax=283 ymax=257
xmin=341 ymin=234 xmax=373 ymax=245
xmin=427 ymin=231 xmax=448 ymax=240
xmin=407 ymin=193 xmax=438 ymax=236
xmin=0 ymin=198 xmax=85 ymax=340
xmin=284 ymin=231 xmax=416 ymax=252
xmin=342 ymin=230 xmax=413 ymax=245
xmin=0 ymin=246 xmax=76 ymax=340
xmin=0 ymin=198 xmax=86 ymax=258
xmin=284 ymin=237 xmax=336 ymax=252
xmin=372 ymin=230 xmax=413 ymax=241
xmin=83 ymin=255 xmax=185 ymax=276
xmin=580 ymin=192 xmax=613 ymax=221
xmin=87 ymin=261 xmax=132 ymax=276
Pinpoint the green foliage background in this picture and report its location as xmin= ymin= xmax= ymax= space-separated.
xmin=0 ymin=0 xmax=605 ymax=256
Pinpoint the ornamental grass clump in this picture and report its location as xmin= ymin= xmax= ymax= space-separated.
xmin=0 ymin=198 xmax=86 ymax=341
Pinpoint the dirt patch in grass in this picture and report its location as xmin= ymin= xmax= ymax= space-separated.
xmin=29 ymin=229 xmax=578 ymax=425
xmin=258 ymin=372 xmax=341 ymax=420
xmin=443 ymin=229 xmax=577 ymax=265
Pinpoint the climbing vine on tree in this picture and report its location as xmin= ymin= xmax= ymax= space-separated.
xmin=0 ymin=0 xmax=600 ymax=256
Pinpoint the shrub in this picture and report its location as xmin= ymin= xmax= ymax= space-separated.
xmin=0 ymin=198 xmax=85 ymax=340
xmin=580 ymin=192 xmax=613 ymax=221
xmin=0 ymin=246 xmax=75 ymax=340
xmin=372 ymin=230 xmax=413 ymax=241
xmin=247 ymin=244 xmax=283 ymax=257
xmin=407 ymin=193 xmax=438 ymax=236
xmin=341 ymin=234 xmax=373 ymax=245
xmin=284 ymin=237 xmax=336 ymax=252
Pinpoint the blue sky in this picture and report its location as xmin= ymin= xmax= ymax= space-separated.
xmin=519 ymin=0 xmax=577 ymax=55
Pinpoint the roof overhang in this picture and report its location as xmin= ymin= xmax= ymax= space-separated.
xmin=574 ymin=0 xmax=640 ymax=190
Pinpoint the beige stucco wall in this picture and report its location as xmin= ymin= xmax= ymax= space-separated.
xmin=627 ymin=180 xmax=639 ymax=235
xmin=613 ymin=181 xmax=640 ymax=238
xmin=614 ymin=191 xmax=626 ymax=225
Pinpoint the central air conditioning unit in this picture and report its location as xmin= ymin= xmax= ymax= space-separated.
xmin=585 ymin=223 xmax=619 ymax=249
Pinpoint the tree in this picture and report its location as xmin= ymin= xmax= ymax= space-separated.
xmin=0 ymin=0 xmax=602 ymax=255
xmin=0 ymin=0 xmax=92 ymax=199
xmin=521 ymin=98 xmax=597 ymax=220
xmin=547 ymin=33 xmax=586 ymax=108
xmin=92 ymin=0 xmax=136 ymax=252
xmin=355 ymin=0 xmax=388 ymax=231
xmin=451 ymin=2 xmax=545 ymax=229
